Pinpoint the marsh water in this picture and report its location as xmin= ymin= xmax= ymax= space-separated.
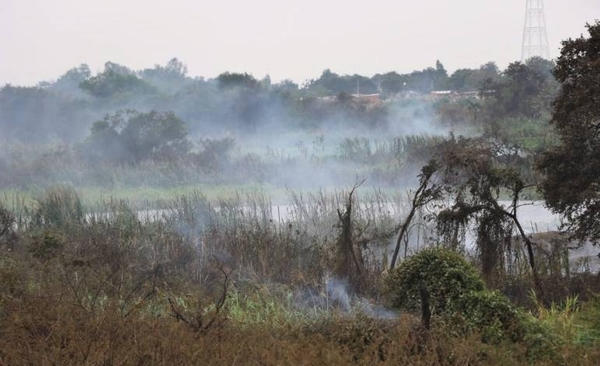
xmin=124 ymin=198 xmax=599 ymax=273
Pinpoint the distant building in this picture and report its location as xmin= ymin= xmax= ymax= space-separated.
xmin=351 ymin=93 xmax=381 ymax=105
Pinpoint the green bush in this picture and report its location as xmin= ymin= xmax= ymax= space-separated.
xmin=384 ymin=247 xmax=485 ymax=313
xmin=447 ymin=290 xmax=525 ymax=343
xmin=385 ymin=246 xmax=560 ymax=361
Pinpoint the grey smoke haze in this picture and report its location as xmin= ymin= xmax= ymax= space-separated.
xmin=1 ymin=0 xmax=598 ymax=86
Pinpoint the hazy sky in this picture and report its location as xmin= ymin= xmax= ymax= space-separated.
xmin=1 ymin=0 xmax=598 ymax=86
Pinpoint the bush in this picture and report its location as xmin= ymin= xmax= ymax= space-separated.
xmin=446 ymin=290 xmax=525 ymax=343
xmin=384 ymin=247 xmax=485 ymax=313
xmin=385 ymin=246 xmax=560 ymax=361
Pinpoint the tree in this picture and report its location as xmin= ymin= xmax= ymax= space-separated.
xmin=80 ymin=62 xmax=154 ymax=98
xmin=140 ymin=58 xmax=190 ymax=94
xmin=216 ymin=72 xmax=259 ymax=90
xmin=80 ymin=110 xmax=191 ymax=164
xmin=447 ymin=62 xmax=500 ymax=92
xmin=0 ymin=85 xmax=89 ymax=143
xmin=403 ymin=136 xmax=542 ymax=291
xmin=483 ymin=61 xmax=550 ymax=119
xmin=120 ymin=111 xmax=191 ymax=163
xmin=376 ymin=71 xmax=407 ymax=95
xmin=538 ymin=21 xmax=600 ymax=242
xmin=437 ymin=137 xmax=539 ymax=287
xmin=50 ymin=64 xmax=92 ymax=96
xmin=306 ymin=70 xmax=378 ymax=96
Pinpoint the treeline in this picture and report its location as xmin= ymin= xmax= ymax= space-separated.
xmin=0 ymin=57 xmax=558 ymax=144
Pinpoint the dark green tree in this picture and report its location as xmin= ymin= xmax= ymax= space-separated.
xmin=80 ymin=62 xmax=154 ymax=98
xmin=538 ymin=21 xmax=600 ymax=242
xmin=80 ymin=110 xmax=191 ymax=164
xmin=216 ymin=72 xmax=260 ymax=90
xmin=376 ymin=71 xmax=407 ymax=95
xmin=447 ymin=62 xmax=500 ymax=92
xmin=120 ymin=111 xmax=191 ymax=163
xmin=487 ymin=62 xmax=548 ymax=118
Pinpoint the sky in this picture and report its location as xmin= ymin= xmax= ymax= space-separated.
xmin=1 ymin=0 xmax=598 ymax=86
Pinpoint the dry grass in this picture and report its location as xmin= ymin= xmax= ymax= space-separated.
xmin=6 ymin=292 xmax=596 ymax=366
xmin=1 ymin=188 xmax=600 ymax=365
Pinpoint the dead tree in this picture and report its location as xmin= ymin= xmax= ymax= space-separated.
xmin=334 ymin=181 xmax=366 ymax=292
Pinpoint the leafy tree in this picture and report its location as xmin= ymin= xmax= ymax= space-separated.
xmin=538 ymin=21 xmax=600 ymax=242
xmin=50 ymin=64 xmax=92 ymax=96
xmin=447 ymin=62 xmax=500 ymax=92
xmin=80 ymin=110 xmax=191 ymax=164
xmin=80 ymin=62 xmax=154 ymax=98
xmin=0 ymin=85 xmax=89 ymax=143
xmin=120 ymin=111 xmax=191 ymax=163
xmin=270 ymin=79 xmax=300 ymax=100
xmin=140 ymin=58 xmax=190 ymax=94
xmin=216 ymin=72 xmax=260 ymax=90
xmin=87 ymin=119 xmax=123 ymax=160
xmin=215 ymin=72 xmax=269 ymax=130
xmin=405 ymin=136 xmax=542 ymax=290
xmin=375 ymin=71 xmax=407 ymax=95
xmin=482 ymin=60 xmax=557 ymax=120
xmin=307 ymin=70 xmax=378 ymax=96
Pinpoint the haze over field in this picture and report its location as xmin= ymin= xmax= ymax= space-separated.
xmin=1 ymin=0 xmax=598 ymax=86
xmin=2 ymin=1 xmax=600 ymax=363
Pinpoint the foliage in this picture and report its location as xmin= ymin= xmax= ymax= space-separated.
xmin=385 ymin=247 xmax=561 ymax=360
xmin=0 ymin=85 xmax=90 ymax=143
xmin=481 ymin=57 xmax=557 ymax=122
xmin=447 ymin=62 xmax=500 ymax=92
xmin=49 ymin=64 xmax=92 ymax=96
xmin=139 ymin=58 xmax=190 ymax=94
xmin=446 ymin=289 xmax=528 ymax=344
xmin=80 ymin=110 xmax=191 ymax=164
xmin=415 ymin=135 xmax=541 ymax=288
xmin=216 ymin=72 xmax=260 ymax=90
xmin=384 ymin=247 xmax=485 ymax=313
xmin=307 ymin=69 xmax=379 ymax=95
xmin=79 ymin=61 xmax=155 ymax=98
xmin=538 ymin=21 xmax=600 ymax=242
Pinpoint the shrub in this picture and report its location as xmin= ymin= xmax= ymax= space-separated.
xmin=385 ymin=246 xmax=560 ymax=361
xmin=446 ymin=290 xmax=526 ymax=343
xmin=384 ymin=247 xmax=484 ymax=313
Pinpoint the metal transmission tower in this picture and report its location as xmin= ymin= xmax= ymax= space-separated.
xmin=521 ymin=0 xmax=550 ymax=60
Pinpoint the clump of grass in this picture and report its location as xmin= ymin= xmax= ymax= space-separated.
xmin=531 ymin=291 xmax=580 ymax=341
xmin=32 ymin=185 xmax=85 ymax=228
